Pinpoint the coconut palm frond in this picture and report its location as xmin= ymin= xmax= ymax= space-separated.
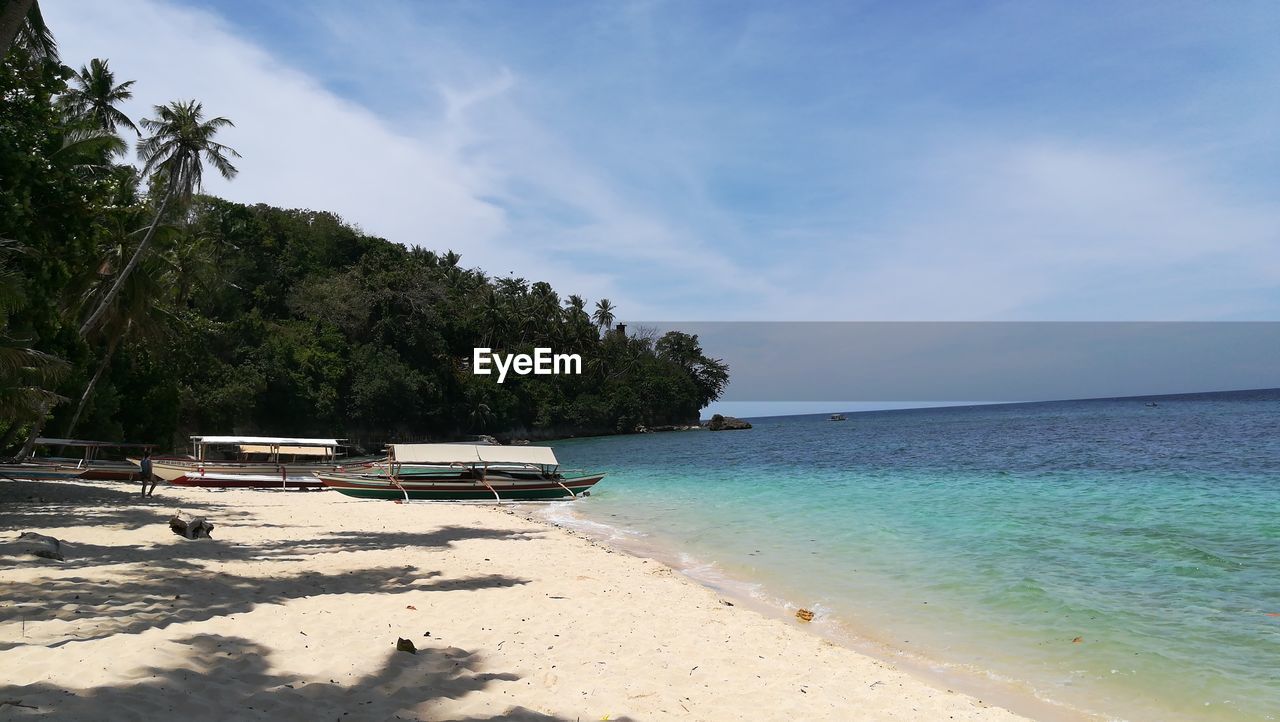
xmin=14 ymin=1 xmax=56 ymax=61
xmin=58 ymin=58 xmax=139 ymax=135
xmin=57 ymin=126 xmax=128 ymax=162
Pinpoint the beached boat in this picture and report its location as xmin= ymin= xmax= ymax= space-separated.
xmin=0 ymin=462 xmax=86 ymax=481
xmin=150 ymin=436 xmax=366 ymax=489
xmin=27 ymin=437 xmax=156 ymax=480
xmin=316 ymin=443 xmax=605 ymax=501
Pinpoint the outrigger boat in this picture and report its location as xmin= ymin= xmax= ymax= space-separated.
xmin=148 ymin=436 xmax=364 ymax=489
xmin=0 ymin=462 xmax=87 ymax=481
xmin=315 ymin=443 xmax=605 ymax=501
xmin=30 ymin=438 xmax=155 ymax=480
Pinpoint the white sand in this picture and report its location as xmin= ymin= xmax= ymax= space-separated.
xmin=0 ymin=480 xmax=1028 ymax=721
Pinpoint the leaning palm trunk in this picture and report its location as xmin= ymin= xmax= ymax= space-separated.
xmin=79 ymin=184 xmax=175 ymax=336
xmin=60 ymin=327 xmax=126 ymax=444
xmin=15 ymin=398 xmax=50 ymax=459
xmin=0 ymin=0 xmax=36 ymax=56
xmin=0 ymin=420 xmax=22 ymax=455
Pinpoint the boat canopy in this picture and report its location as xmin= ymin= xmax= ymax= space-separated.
xmin=237 ymin=444 xmax=335 ymax=457
xmin=35 ymin=437 xmax=155 ymax=449
xmin=192 ymin=436 xmax=343 ymax=448
xmin=390 ymin=443 xmax=559 ymax=466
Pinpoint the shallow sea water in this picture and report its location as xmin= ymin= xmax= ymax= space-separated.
xmin=547 ymin=390 xmax=1280 ymax=721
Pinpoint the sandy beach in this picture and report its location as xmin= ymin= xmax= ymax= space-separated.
xmin=0 ymin=480 xmax=1025 ymax=721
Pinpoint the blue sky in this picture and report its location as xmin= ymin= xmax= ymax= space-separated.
xmin=41 ymin=0 xmax=1280 ymax=416
xmin=44 ymin=0 xmax=1280 ymax=328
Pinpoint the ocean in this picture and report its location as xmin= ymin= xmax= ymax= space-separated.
xmin=543 ymin=389 xmax=1280 ymax=721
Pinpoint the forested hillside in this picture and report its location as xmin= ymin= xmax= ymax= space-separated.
xmin=0 ymin=37 xmax=727 ymax=453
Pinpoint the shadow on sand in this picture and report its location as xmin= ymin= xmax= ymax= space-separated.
xmin=0 ymin=633 xmax=574 ymax=721
xmin=0 ymin=480 xmax=612 ymax=721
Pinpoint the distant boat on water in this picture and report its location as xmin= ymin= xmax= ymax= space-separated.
xmin=316 ymin=443 xmax=605 ymax=501
xmin=829 ymin=413 xmax=847 ymax=421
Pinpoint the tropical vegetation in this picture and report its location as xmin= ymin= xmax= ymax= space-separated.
xmin=0 ymin=16 xmax=728 ymax=454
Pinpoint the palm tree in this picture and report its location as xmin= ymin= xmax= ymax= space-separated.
xmin=0 ymin=0 xmax=55 ymax=60
xmin=0 ymin=257 xmax=66 ymax=456
xmin=59 ymin=58 xmax=139 ymax=135
xmin=53 ymin=125 xmax=127 ymax=173
xmin=79 ymin=100 xmax=239 ymax=336
xmin=479 ymin=288 xmax=507 ymax=348
xmin=61 ymin=232 xmax=177 ymax=441
xmin=529 ymin=281 xmax=560 ymax=336
xmin=560 ymin=294 xmax=594 ymax=348
xmin=496 ymin=276 xmax=528 ymax=300
xmin=592 ymin=298 xmax=616 ymax=331
xmin=565 ymin=294 xmax=588 ymax=320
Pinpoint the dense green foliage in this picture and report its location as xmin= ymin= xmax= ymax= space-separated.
xmin=0 ymin=44 xmax=728 ymax=453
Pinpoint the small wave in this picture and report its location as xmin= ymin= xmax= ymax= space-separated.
xmin=533 ymin=502 xmax=646 ymax=543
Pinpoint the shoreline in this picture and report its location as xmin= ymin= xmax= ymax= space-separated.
xmin=1 ymin=479 xmax=1026 ymax=721
xmin=522 ymin=502 xmax=1102 ymax=722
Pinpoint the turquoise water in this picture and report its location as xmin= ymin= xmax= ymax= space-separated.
xmin=549 ymin=390 xmax=1280 ymax=721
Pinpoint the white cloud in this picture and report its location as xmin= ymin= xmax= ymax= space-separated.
xmin=49 ymin=1 xmax=497 ymax=247
xmin=42 ymin=1 xmax=1280 ymax=323
xmin=42 ymin=0 xmax=696 ymax=314
xmin=769 ymin=142 xmax=1280 ymax=320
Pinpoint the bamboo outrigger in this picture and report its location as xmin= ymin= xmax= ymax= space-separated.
xmin=0 ymin=438 xmax=156 ymax=481
xmin=315 ymin=443 xmax=605 ymax=502
xmin=146 ymin=436 xmax=362 ymax=489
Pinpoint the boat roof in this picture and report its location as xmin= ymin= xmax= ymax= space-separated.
xmin=237 ymin=444 xmax=335 ymax=457
xmin=191 ymin=435 xmax=343 ymax=447
xmin=390 ymin=443 xmax=558 ymax=466
xmin=35 ymin=437 xmax=155 ymax=449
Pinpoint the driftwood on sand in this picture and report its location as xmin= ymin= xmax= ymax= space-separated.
xmin=0 ymin=532 xmax=65 ymax=562
xmin=169 ymin=511 xmax=214 ymax=539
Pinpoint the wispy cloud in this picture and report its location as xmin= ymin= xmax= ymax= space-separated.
xmin=44 ymin=0 xmax=1280 ymax=322
xmin=774 ymin=141 xmax=1280 ymax=320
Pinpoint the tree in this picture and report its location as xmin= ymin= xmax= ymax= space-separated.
xmin=59 ymin=58 xmax=139 ymax=135
xmin=1 ymin=42 xmax=736 ymax=449
xmin=61 ymin=233 xmax=177 ymax=441
xmin=0 ymin=0 xmax=54 ymax=60
xmin=592 ymin=298 xmax=616 ymax=331
xmin=656 ymin=331 xmax=729 ymax=410
xmin=0 ymin=257 xmax=66 ymax=452
xmin=1 ymin=47 xmax=120 ymax=455
xmin=79 ymin=100 xmax=239 ymax=336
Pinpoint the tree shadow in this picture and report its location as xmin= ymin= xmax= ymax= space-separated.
xmin=0 ymin=479 xmax=236 ymax=532
xmin=0 ymin=633 xmax=579 ymax=721
xmin=0 ymin=525 xmax=545 ymax=572
xmin=0 ymin=560 xmax=528 ymax=652
xmin=0 ymin=482 xmax=625 ymax=720
xmin=254 ymin=526 xmax=547 ymax=560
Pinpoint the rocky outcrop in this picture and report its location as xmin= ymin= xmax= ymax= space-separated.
xmin=705 ymin=414 xmax=752 ymax=431
xmin=646 ymin=424 xmax=703 ymax=433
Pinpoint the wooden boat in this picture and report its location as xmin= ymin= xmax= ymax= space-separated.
xmin=316 ymin=443 xmax=605 ymax=501
xmin=29 ymin=437 xmax=155 ymax=480
xmin=169 ymin=470 xmax=330 ymax=490
xmin=150 ymin=436 xmax=367 ymax=489
xmin=0 ymin=462 xmax=87 ymax=481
